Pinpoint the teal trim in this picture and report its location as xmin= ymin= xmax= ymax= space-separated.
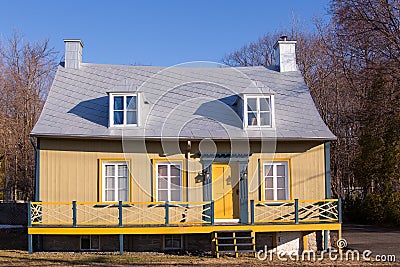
xmin=200 ymin=163 xmax=212 ymax=202
xmin=119 ymin=234 xmax=124 ymax=255
xmin=118 ymin=201 xmax=123 ymax=227
xmin=338 ymin=198 xmax=342 ymax=223
xmin=28 ymin=201 xmax=32 ymax=227
xmin=258 ymin=159 xmax=261 ymax=201
xmin=30 ymin=137 xmax=40 ymax=202
xmin=239 ymin=162 xmax=249 ymax=223
xmin=250 ymin=200 xmax=255 ymax=225
xmin=165 ymin=201 xmax=169 ymax=226
xmin=210 ymin=200 xmax=215 ymax=225
xmin=72 ymin=201 xmax=77 ymax=227
xmin=324 ymin=142 xmax=331 ymax=199
xmin=324 ymin=142 xmax=331 ymax=251
xmin=262 ymin=202 xmax=294 ymax=207
xmin=294 ymin=199 xmax=299 ymax=224
xmin=199 ymin=152 xmax=251 ymax=224
xmin=36 ymin=138 xmax=40 ymax=201
xmin=28 ymin=234 xmax=33 ymax=254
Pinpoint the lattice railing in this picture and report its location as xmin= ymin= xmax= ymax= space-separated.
xmin=122 ymin=202 xmax=165 ymax=225
xmin=29 ymin=201 xmax=213 ymax=227
xmin=254 ymin=200 xmax=295 ymax=223
xmin=29 ymin=199 xmax=340 ymax=227
xmin=30 ymin=202 xmax=71 ymax=225
xmin=76 ymin=202 xmax=119 ymax=225
xmin=252 ymin=199 xmax=340 ymax=224
xmin=168 ymin=202 xmax=212 ymax=224
xmin=298 ymin=200 xmax=339 ymax=222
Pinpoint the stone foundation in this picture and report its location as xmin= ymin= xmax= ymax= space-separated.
xmin=39 ymin=231 xmax=327 ymax=253
xmin=124 ymin=234 xmax=162 ymax=251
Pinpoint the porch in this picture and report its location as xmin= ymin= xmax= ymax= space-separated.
xmin=28 ymin=198 xmax=342 ymax=253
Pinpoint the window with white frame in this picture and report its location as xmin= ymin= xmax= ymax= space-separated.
xmin=263 ymin=162 xmax=289 ymax=200
xmin=102 ymin=161 xmax=129 ymax=202
xmin=80 ymin=235 xmax=100 ymax=251
xmin=156 ymin=162 xmax=182 ymax=202
xmin=109 ymin=93 xmax=137 ymax=126
xmin=164 ymin=234 xmax=183 ymax=250
xmin=244 ymin=95 xmax=273 ymax=127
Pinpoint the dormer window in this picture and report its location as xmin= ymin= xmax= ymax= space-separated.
xmin=109 ymin=93 xmax=138 ymax=127
xmin=244 ymin=95 xmax=274 ymax=128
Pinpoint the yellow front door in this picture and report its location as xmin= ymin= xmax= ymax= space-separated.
xmin=212 ymin=163 xmax=239 ymax=219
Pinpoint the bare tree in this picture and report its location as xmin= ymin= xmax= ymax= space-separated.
xmin=0 ymin=32 xmax=57 ymax=201
xmin=222 ymin=0 xmax=400 ymax=209
xmin=222 ymin=33 xmax=281 ymax=67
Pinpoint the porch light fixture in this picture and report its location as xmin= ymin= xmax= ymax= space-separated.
xmin=240 ymin=167 xmax=248 ymax=180
xmin=202 ymin=169 xmax=210 ymax=180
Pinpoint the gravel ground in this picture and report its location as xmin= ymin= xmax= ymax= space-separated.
xmin=0 ymin=224 xmax=399 ymax=266
xmin=342 ymin=224 xmax=400 ymax=263
xmin=0 ymin=249 xmax=398 ymax=266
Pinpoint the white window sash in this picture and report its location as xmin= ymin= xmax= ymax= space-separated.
xmin=109 ymin=94 xmax=138 ymax=127
xmin=263 ymin=162 xmax=289 ymax=201
xmin=156 ymin=163 xmax=182 ymax=202
xmin=244 ymin=95 xmax=274 ymax=128
xmin=102 ymin=161 xmax=129 ymax=202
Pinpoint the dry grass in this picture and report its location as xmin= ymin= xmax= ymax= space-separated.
xmin=0 ymin=250 xmax=398 ymax=266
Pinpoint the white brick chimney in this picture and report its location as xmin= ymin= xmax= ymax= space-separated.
xmin=64 ymin=39 xmax=84 ymax=69
xmin=273 ymin=36 xmax=297 ymax=72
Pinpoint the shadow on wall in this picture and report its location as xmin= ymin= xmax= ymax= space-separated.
xmin=68 ymin=96 xmax=109 ymax=127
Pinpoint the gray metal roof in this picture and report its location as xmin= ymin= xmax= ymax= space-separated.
xmin=31 ymin=63 xmax=335 ymax=141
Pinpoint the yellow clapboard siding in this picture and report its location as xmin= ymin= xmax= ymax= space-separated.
xmin=39 ymin=138 xmax=326 ymax=208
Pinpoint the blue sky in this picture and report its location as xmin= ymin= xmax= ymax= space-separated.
xmin=0 ymin=1 xmax=331 ymax=66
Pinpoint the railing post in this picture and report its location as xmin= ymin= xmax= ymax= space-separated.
xmin=210 ymin=200 xmax=215 ymax=225
xmin=72 ymin=200 xmax=77 ymax=227
xmin=119 ymin=234 xmax=124 ymax=255
xmin=28 ymin=201 xmax=32 ymax=227
xmin=165 ymin=201 xmax=169 ymax=226
xmin=294 ymin=199 xmax=299 ymax=224
xmin=27 ymin=201 xmax=33 ymax=254
xmin=338 ymin=198 xmax=342 ymax=223
xmin=250 ymin=200 xmax=255 ymax=225
xmin=28 ymin=234 xmax=33 ymax=254
xmin=119 ymin=201 xmax=123 ymax=227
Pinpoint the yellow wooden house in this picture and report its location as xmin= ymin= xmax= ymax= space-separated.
xmin=28 ymin=38 xmax=341 ymax=255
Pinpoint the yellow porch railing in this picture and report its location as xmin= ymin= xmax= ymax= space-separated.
xmin=29 ymin=198 xmax=342 ymax=227
xmin=29 ymin=201 xmax=214 ymax=227
xmin=251 ymin=199 xmax=341 ymax=224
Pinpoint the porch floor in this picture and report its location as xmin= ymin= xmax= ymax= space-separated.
xmin=28 ymin=222 xmax=341 ymax=235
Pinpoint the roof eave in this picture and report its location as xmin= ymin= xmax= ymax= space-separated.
xmin=30 ymin=133 xmax=337 ymax=142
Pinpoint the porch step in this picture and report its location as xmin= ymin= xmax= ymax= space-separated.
xmin=212 ymin=230 xmax=256 ymax=258
xmin=217 ymin=236 xmax=253 ymax=240
xmin=217 ymin=243 xmax=254 ymax=247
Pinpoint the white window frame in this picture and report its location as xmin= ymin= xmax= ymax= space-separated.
xmin=109 ymin=93 xmax=139 ymax=127
xmin=263 ymin=161 xmax=289 ymax=201
xmin=244 ymin=95 xmax=275 ymax=128
xmin=156 ymin=162 xmax=183 ymax=202
xmin=102 ymin=161 xmax=129 ymax=202
xmin=80 ymin=235 xmax=100 ymax=251
xmin=163 ymin=234 xmax=183 ymax=250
